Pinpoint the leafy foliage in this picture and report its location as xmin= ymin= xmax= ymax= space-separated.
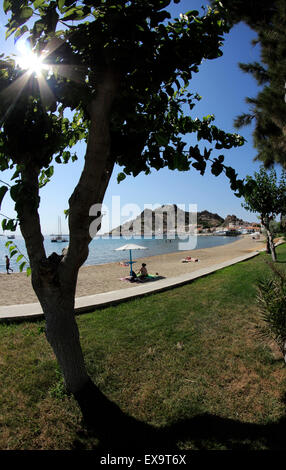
xmin=242 ymin=166 xmax=286 ymax=223
xmin=242 ymin=166 xmax=286 ymax=261
xmin=0 ymin=0 xmax=248 ymax=274
xmin=256 ymin=262 xmax=286 ymax=358
xmin=1 ymin=0 xmax=245 ymax=186
xmin=5 ymin=240 xmax=31 ymax=275
xmin=214 ymin=0 xmax=286 ymax=168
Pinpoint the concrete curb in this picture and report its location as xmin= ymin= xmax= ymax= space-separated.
xmin=0 ymin=249 xmax=262 ymax=323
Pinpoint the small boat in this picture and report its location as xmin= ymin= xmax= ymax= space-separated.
xmin=51 ymin=217 xmax=68 ymax=242
xmin=51 ymin=235 xmax=68 ymax=243
xmin=225 ymin=230 xmax=240 ymax=236
xmin=7 ymin=234 xmax=15 ymax=239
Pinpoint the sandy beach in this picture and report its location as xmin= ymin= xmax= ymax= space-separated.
xmin=0 ymin=235 xmax=268 ymax=307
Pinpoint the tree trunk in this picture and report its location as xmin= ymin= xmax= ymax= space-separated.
xmin=266 ymin=236 xmax=271 ymax=254
xmin=281 ymin=212 xmax=286 ymax=231
xmin=39 ymin=290 xmax=89 ymax=393
xmin=17 ymin=66 xmax=119 ymax=400
xmin=266 ymin=226 xmax=277 ymax=262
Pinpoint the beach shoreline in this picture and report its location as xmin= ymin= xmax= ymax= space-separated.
xmin=0 ymin=235 xmax=269 ymax=307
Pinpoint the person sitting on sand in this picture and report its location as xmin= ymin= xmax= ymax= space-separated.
xmin=137 ymin=263 xmax=148 ymax=279
xmin=5 ymin=255 xmax=13 ymax=274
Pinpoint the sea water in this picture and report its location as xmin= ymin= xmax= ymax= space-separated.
xmin=0 ymin=235 xmax=239 ymax=273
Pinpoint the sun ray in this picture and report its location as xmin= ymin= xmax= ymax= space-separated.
xmin=15 ymin=39 xmax=57 ymax=78
xmin=0 ymin=71 xmax=31 ymax=128
xmin=37 ymin=75 xmax=56 ymax=109
xmin=0 ymin=36 xmax=90 ymax=128
xmin=17 ymin=52 xmax=45 ymax=76
xmin=50 ymin=63 xmax=88 ymax=84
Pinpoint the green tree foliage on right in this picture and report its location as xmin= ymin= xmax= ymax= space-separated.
xmin=212 ymin=0 xmax=286 ymax=168
xmin=256 ymin=263 xmax=286 ymax=363
xmin=242 ymin=166 xmax=286 ymax=262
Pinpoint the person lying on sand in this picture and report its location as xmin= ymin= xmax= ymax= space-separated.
xmin=181 ymin=256 xmax=199 ymax=263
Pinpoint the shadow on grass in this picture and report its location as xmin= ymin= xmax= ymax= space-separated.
xmin=73 ymin=379 xmax=286 ymax=451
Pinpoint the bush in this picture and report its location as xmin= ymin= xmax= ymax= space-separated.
xmin=256 ymin=262 xmax=286 ymax=361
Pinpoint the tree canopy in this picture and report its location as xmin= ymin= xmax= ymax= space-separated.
xmin=213 ymin=0 xmax=286 ymax=168
xmin=0 ymin=0 xmax=246 ymax=401
xmin=242 ymin=166 xmax=286 ymax=261
xmin=1 ymin=0 xmax=245 ymax=190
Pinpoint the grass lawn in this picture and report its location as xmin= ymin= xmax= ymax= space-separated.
xmin=1 ymin=244 xmax=286 ymax=450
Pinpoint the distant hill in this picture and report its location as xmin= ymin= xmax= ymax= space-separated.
xmin=197 ymin=210 xmax=224 ymax=228
xmin=222 ymin=214 xmax=249 ymax=227
xmin=106 ymin=204 xmax=250 ymax=236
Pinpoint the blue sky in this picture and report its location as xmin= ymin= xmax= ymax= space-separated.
xmin=0 ymin=0 xmax=280 ymax=235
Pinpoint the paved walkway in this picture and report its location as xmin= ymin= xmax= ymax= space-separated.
xmin=0 ymin=250 xmax=262 ymax=322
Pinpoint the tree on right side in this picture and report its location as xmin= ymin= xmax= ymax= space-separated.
xmin=242 ymin=166 xmax=286 ymax=262
xmin=212 ymin=0 xmax=286 ymax=168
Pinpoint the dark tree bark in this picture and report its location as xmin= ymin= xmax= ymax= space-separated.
xmin=262 ymin=216 xmax=277 ymax=262
xmin=17 ymin=67 xmax=119 ymax=395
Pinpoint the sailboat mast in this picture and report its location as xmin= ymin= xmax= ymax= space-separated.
xmin=58 ymin=216 xmax=62 ymax=237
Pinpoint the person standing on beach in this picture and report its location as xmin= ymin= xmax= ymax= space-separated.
xmin=5 ymin=255 xmax=13 ymax=274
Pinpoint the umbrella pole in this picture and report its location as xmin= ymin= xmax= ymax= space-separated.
xmin=129 ymin=249 xmax=132 ymax=276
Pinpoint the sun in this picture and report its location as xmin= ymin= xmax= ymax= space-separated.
xmin=17 ymin=52 xmax=45 ymax=76
xmin=15 ymin=40 xmax=48 ymax=77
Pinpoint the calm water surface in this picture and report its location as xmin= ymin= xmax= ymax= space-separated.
xmin=0 ymin=235 xmax=240 ymax=273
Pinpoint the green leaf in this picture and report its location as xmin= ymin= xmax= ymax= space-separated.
xmin=10 ymin=250 xmax=18 ymax=258
xmin=14 ymin=25 xmax=28 ymax=42
xmin=26 ymin=267 xmax=31 ymax=277
xmin=215 ymin=142 xmax=224 ymax=150
xmin=0 ymin=186 xmax=8 ymax=210
xmin=63 ymin=6 xmax=89 ymax=21
xmin=192 ymin=160 xmax=206 ymax=175
xmin=16 ymin=254 xmax=24 ymax=263
xmin=155 ymin=133 xmax=169 ymax=147
xmin=5 ymin=27 xmax=17 ymax=40
xmin=3 ymin=0 xmax=11 ymax=14
xmin=225 ymin=166 xmax=236 ymax=181
xmin=117 ymin=172 xmax=126 ymax=183
xmin=57 ymin=0 xmax=66 ymax=12
xmin=20 ymin=7 xmax=34 ymax=20
xmin=211 ymin=160 xmax=224 ymax=177
xmin=32 ymin=20 xmax=45 ymax=38
xmin=203 ymin=147 xmax=212 ymax=160
xmin=33 ymin=0 xmax=46 ymax=7
xmin=10 ymin=184 xmax=20 ymax=202
xmin=45 ymin=166 xmax=54 ymax=178
xmin=19 ymin=261 xmax=26 ymax=273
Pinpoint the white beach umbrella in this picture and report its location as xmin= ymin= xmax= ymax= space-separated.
xmin=115 ymin=243 xmax=147 ymax=275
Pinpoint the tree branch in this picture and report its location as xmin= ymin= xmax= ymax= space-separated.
xmin=65 ymin=68 xmax=119 ymax=273
xmin=17 ymin=166 xmax=46 ymax=271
